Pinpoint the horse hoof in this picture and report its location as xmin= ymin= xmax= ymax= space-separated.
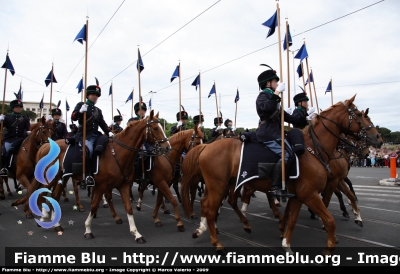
xmin=93 ymin=214 xmax=97 ymax=218
xmin=8 ymin=192 xmax=13 ymax=197
xmin=64 ymin=198 xmax=69 ymax=202
xmin=103 ymin=204 xmax=109 ymax=208
xmin=79 ymin=208 xmax=85 ymax=212
xmin=190 ymin=215 xmax=198 ymax=219
xmin=343 ymin=212 xmax=350 ymax=219
xmin=155 ymin=221 xmax=163 ymax=227
xmin=244 ymin=227 xmax=251 ymax=234
xmin=84 ymin=233 xmax=95 ymax=239
xmin=11 ymin=201 xmax=18 ymax=206
xmin=26 ymin=214 xmax=33 ymax=219
xmin=216 ymin=228 xmax=220 ymax=234
xmin=355 ymin=220 xmax=363 ymax=227
xmin=177 ymin=225 xmax=185 ymax=232
xmin=54 ymin=226 xmax=64 ymax=232
xmin=192 ymin=232 xmax=198 ymax=239
xmin=216 ymin=248 xmax=227 ymax=256
xmin=136 ymin=237 xmax=146 ymax=244
xmin=136 ymin=206 xmax=141 ymax=211
xmin=116 ymin=219 xmax=123 ymax=224
xmin=163 ymin=210 xmax=170 ymax=215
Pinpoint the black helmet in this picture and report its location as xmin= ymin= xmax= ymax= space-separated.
xmin=134 ymin=102 xmax=147 ymax=115
xmin=224 ymin=119 xmax=232 ymax=127
xmin=193 ymin=114 xmax=204 ymax=124
xmin=257 ymin=64 xmax=279 ymax=90
xmin=86 ymin=85 xmax=101 ymax=97
xmin=176 ymin=110 xmax=188 ymax=121
xmin=10 ymin=99 xmax=23 ymax=110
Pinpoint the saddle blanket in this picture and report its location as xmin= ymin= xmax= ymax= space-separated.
xmin=61 ymin=135 xmax=109 ymax=177
xmin=234 ymin=133 xmax=299 ymax=192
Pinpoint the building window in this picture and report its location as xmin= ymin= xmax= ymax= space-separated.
xmin=43 ymin=108 xmax=47 ymax=111
xmin=26 ymin=108 xmax=30 ymax=111
xmin=32 ymin=108 xmax=35 ymax=112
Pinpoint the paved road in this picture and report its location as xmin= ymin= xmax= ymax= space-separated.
xmin=0 ymin=166 xmax=399 ymax=266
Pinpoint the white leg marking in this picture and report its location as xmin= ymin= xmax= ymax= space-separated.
xmin=282 ymin=238 xmax=294 ymax=254
xmin=51 ymin=209 xmax=60 ymax=228
xmin=353 ymin=209 xmax=362 ymax=221
xmin=84 ymin=213 xmax=94 ymax=234
xmin=127 ymin=214 xmax=142 ymax=239
xmin=102 ymin=194 xmax=108 ymax=205
xmin=196 ymin=217 xmax=208 ymax=236
xmin=137 ymin=197 xmax=142 ymax=208
xmin=40 ymin=206 xmax=49 ymax=222
xmin=241 ymin=203 xmax=248 ymax=217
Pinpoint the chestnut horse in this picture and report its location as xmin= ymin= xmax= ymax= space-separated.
xmin=38 ymin=110 xmax=171 ymax=242
xmin=181 ymin=95 xmax=382 ymax=255
xmin=104 ymin=126 xmax=204 ymax=230
xmin=0 ymin=118 xmax=53 ymax=199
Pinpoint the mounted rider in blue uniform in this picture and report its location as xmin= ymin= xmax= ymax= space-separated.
xmin=48 ymin=102 xmax=68 ymax=141
xmin=0 ymin=98 xmax=30 ymax=176
xmin=255 ymin=65 xmax=307 ymax=198
xmin=211 ymin=115 xmax=223 ymax=139
xmin=71 ymin=82 xmax=113 ymax=187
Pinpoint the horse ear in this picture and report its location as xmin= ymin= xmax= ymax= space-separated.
xmin=155 ymin=111 xmax=159 ymax=118
xmin=41 ymin=116 xmax=45 ymax=125
xmin=149 ymin=109 xmax=154 ymax=120
xmin=365 ymin=108 xmax=369 ymax=116
xmin=346 ymin=94 xmax=357 ymax=107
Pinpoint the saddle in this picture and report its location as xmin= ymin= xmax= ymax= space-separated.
xmin=62 ymin=135 xmax=109 ymax=177
xmin=234 ymin=131 xmax=302 ymax=192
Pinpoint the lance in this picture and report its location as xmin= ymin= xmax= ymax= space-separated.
xmin=198 ymin=72 xmax=202 ymax=123
xmin=131 ymin=88 xmax=134 ymax=117
xmin=276 ymin=0 xmax=286 ymax=193
xmin=65 ymin=97 xmax=68 ymax=128
xmin=137 ymin=47 xmax=145 ymax=182
xmin=310 ymin=68 xmax=320 ymax=114
xmin=178 ymin=62 xmax=182 ymax=124
xmin=111 ymin=81 xmax=114 ymax=132
xmin=234 ymin=88 xmax=238 ymax=128
xmin=330 ymin=78 xmax=333 ymax=105
xmin=304 ymin=41 xmax=314 ymax=107
xmin=214 ymin=82 xmax=220 ymax=129
xmin=49 ymin=63 xmax=54 ymax=113
xmin=285 ymin=19 xmax=291 ymax=129
xmin=0 ymin=50 xmax=10 ymax=168
xmin=82 ymin=16 xmax=89 ymax=184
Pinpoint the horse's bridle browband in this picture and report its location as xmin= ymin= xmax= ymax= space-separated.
xmin=306 ymin=102 xmax=375 ymax=174
xmin=31 ymin=124 xmax=53 ymax=149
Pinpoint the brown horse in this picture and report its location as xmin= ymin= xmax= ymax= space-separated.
xmin=181 ymin=95 xmax=382 ymax=255
xmin=38 ymin=110 xmax=171 ymax=242
xmin=0 ymin=118 xmax=53 ymax=200
xmin=103 ymin=126 xmax=204 ymax=230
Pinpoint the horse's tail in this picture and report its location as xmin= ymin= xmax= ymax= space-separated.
xmin=181 ymin=144 xmax=207 ymax=218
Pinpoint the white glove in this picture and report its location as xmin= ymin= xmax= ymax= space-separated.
xmin=307 ymin=112 xmax=317 ymax=121
xmin=0 ymin=114 xmax=4 ymax=121
xmin=276 ymin=82 xmax=285 ymax=93
xmin=108 ymin=132 xmax=114 ymax=137
xmin=177 ymin=121 xmax=182 ymax=127
xmin=285 ymin=107 xmax=293 ymax=115
xmin=216 ymin=126 xmax=221 ymax=130
xmin=47 ymin=115 xmax=53 ymax=121
xmin=307 ymin=107 xmax=315 ymax=115
xmin=232 ymin=127 xmax=236 ymax=131
xmin=79 ymin=104 xmax=88 ymax=113
xmin=27 ymin=131 xmax=31 ymax=135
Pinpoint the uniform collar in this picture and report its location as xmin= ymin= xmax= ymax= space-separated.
xmin=12 ymin=112 xmax=21 ymax=117
xmin=262 ymin=88 xmax=274 ymax=95
xmin=86 ymin=99 xmax=95 ymax=106
xmin=54 ymin=119 xmax=60 ymax=123
xmin=296 ymin=106 xmax=307 ymax=112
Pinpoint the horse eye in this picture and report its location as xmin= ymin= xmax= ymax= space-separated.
xmin=153 ymin=127 xmax=158 ymax=131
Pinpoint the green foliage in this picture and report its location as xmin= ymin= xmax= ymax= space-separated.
xmin=377 ymin=126 xmax=400 ymax=143
xmin=1 ymin=104 xmax=37 ymax=120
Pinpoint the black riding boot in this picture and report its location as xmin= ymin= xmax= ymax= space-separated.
xmin=268 ymin=160 xmax=295 ymax=199
xmin=85 ymin=158 xmax=95 ymax=187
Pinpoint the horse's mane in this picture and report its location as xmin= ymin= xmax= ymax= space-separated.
xmin=310 ymin=99 xmax=357 ymax=128
xmin=115 ymin=118 xmax=145 ymax=139
xmin=205 ymin=134 xmax=221 ymax=144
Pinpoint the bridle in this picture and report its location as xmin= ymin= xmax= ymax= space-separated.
xmin=31 ymin=124 xmax=53 ymax=149
xmin=186 ymin=130 xmax=204 ymax=152
xmin=307 ymin=102 xmax=375 ymax=174
xmin=109 ymin=118 xmax=170 ymax=182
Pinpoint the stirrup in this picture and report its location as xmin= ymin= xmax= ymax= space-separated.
xmin=85 ymin=176 xmax=95 ymax=187
xmin=0 ymin=168 xmax=8 ymax=177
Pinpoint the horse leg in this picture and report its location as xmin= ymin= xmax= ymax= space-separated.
xmin=281 ymin=197 xmax=303 ymax=254
xmin=104 ymin=190 xmax=122 ymax=224
xmin=172 ymin=180 xmax=181 ymax=203
xmin=102 ymin=194 xmax=109 ymax=208
xmin=344 ymin=176 xmax=357 ymax=201
xmin=0 ymin=178 xmax=5 ymax=199
xmin=338 ymin=180 xmax=362 ymax=227
xmin=136 ymin=182 xmax=145 ymax=212
xmin=334 ymin=188 xmax=349 ymax=219
xmin=228 ymin=185 xmax=251 ymax=233
xmin=279 ymin=196 xmax=294 ymax=239
xmin=117 ymin=183 xmax=145 ymax=243
xmin=5 ymin=177 xmax=13 ymax=196
xmin=84 ymin=184 xmax=105 ymax=239
xmin=189 ymin=182 xmax=198 ymax=219
xmin=153 ymin=191 xmax=164 ymax=227
xmin=62 ymin=186 xmax=68 ymax=202
xmin=266 ymin=192 xmax=282 ymax=220
xmin=71 ymin=179 xmax=84 ymax=212
xmin=51 ymin=177 xmax=70 ymax=232
xmin=192 ymin=188 xmax=209 ymax=239
xmin=305 ymin=194 xmax=337 ymax=257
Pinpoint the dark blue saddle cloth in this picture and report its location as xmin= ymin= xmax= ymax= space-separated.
xmin=62 ymin=136 xmax=109 ymax=177
xmin=234 ymin=132 xmax=299 ymax=192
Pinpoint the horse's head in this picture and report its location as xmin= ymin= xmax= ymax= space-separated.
xmin=145 ymin=110 xmax=171 ymax=154
xmin=186 ymin=124 xmax=205 ymax=152
xmin=363 ymin=107 xmax=383 ymax=148
xmin=31 ymin=116 xmax=53 ymax=146
xmin=330 ymin=94 xmax=382 ymax=148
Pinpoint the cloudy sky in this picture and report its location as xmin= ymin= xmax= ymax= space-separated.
xmin=1 ymin=0 xmax=399 ymax=132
